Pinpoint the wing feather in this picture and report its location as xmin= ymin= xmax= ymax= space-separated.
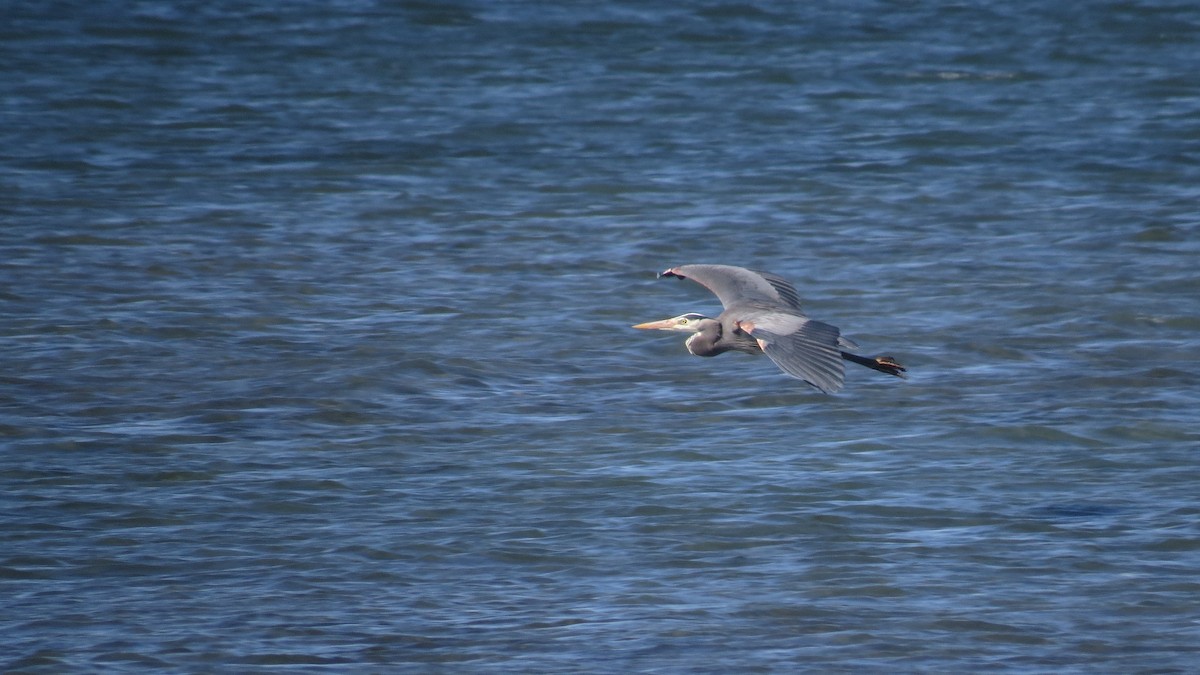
xmin=753 ymin=270 xmax=804 ymax=310
xmin=742 ymin=316 xmax=845 ymax=394
xmin=666 ymin=264 xmax=804 ymax=310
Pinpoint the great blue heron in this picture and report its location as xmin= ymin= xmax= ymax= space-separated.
xmin=633 ymin=264 xmax=906 ymax=394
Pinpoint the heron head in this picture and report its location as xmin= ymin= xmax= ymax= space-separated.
xmin=631 ymin=312 xmax=713 ymax=333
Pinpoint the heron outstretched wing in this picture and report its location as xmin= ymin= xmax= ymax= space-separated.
xmin=736 ymin=311 xmax=845 ymax=394
xmin=662 ymin=264 xmax=803 ymax=310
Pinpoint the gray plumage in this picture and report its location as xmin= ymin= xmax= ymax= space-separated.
xmin=633 ymin=264 xmax=906 ymax=394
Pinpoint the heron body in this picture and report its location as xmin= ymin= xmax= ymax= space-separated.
xmin=633 ymin=264 xmax=906 ymax=394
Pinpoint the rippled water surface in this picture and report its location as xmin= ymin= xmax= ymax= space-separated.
xmin=4 ymin=1 xmax=1200 ymax=671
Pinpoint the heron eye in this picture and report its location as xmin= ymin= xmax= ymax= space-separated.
xmin=679 ymin=318 xmax=689 ymax=324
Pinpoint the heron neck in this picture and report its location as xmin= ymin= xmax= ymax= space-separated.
xmin=685 ymin=322 xmax=725 ymax=357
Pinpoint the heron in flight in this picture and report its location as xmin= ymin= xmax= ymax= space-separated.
xmin=633 ymin=264 xmax=906 ymax=394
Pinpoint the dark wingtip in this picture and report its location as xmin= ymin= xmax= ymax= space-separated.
xmin=657 ymin=266 xmax=684 ymax=279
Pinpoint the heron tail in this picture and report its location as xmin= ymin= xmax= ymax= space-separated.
xmin=840 ymin=352 xmax=907 ymax=379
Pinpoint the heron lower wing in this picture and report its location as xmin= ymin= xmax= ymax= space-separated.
xmin=744 ymin=319 xmax=846 ymax=394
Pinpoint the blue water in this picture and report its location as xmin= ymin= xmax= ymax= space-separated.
xmin=3 ymin=1 xmax=1200 ymax=671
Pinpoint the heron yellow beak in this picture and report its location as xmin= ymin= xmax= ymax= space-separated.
xmin=632 ymin=318 xmax=677 ymax=330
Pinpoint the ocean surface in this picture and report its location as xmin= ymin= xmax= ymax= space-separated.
xmin=3 ymin=0 xmax=1199 ymax=672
